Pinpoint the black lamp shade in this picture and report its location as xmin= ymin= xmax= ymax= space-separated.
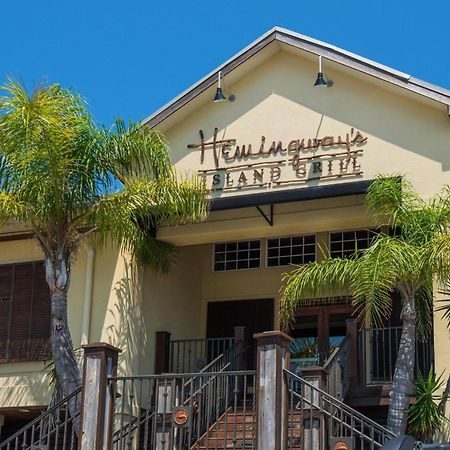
xmin=214 ymin=87 xmax=226 ymax=102
xmin=314 ymin=72 xmax=328 ymax=87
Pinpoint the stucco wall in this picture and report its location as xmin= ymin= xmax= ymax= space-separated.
xmin=163 ymin=50 xmax=450 ymax=201
xmin=1 ymin=45 xmax=450 ymax=412
xmin=139 ymin=246 xmax=202 ymax=375
xmin=155 ymin=47 xmax=450 ymax=402
xmin=0 ymin=240 xmax=141 ymax=408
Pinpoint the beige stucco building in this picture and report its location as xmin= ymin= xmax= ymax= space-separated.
xmin=0 ymin=27 xmax=449 ymax=438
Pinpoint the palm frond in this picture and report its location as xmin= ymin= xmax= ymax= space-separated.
xmin=366 ymin=175 xmax=421 ymax=226
xmin=133 ymin=171 xmax=209 ymax=229
xmin=134 ymin=235 xmax=176 ymax=273
xmin=280 ymin=257 xmax=356 ymax=329
xmin=348 ymin=235 xmax=404 ymax=325
xmin=426 ymin=233 xmax=450 ymax=284
xmin=414 ymin=282 xmax=434 ymax=339
xmin=102 ymin=120 xmax=172 ymax=183
xmin=0 ymin=80 xmax=209 ymax=273
xmin=0 ymin=191 xmax=28 ymax=224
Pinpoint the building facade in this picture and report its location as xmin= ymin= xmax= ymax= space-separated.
xmin=0 ymin=27 xmax=450 ymax=439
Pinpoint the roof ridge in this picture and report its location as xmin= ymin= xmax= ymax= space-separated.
xmin=142 ymin=27 xmax=450 ymax=129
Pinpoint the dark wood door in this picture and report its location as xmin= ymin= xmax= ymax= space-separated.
xmin=206 ymin=299 xmax=274 ymax=368
xmin=292 ymin=305 xmax=354 ymax=364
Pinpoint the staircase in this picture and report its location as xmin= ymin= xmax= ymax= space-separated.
xmin=0 ymin=336 xmax=396 ymax=450
xmin=194 ymin=406 xmax=254 ymax=450
xmin=194 ymin=406 xmax=302 ymax=450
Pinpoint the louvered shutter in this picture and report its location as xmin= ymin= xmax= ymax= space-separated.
xmin=0 ymin=266 xmax=12 ymax=360
xmin=0 ymin=262 xmax=50 ymax=362
xmin=29 ymin=262 xmax=51 ymax=360
xmin=9 ymin=264 xmax=34 ymax=360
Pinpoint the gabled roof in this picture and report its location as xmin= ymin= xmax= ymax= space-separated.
xmin=142 ymin=27 xmax=450 ymax=129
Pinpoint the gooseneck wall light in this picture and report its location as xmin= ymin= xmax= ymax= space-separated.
xmin=213 ymin=71 xmax=236 ymax=102
xmin=314 ymin=55 xmax=333 ymax=87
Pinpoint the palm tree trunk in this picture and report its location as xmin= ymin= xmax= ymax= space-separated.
xmin=50 ymin=289 xmax=81 ymax=396
xmin=43 ymin=249 xmax=82 ymax=438
xmin=45 ymin=252 xmax=81 ymax=398
xmin=387 ymin=291 xmax=416 ymax=435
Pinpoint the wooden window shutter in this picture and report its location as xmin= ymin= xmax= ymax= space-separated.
xmin=9 ymin=264 xmax=32 ymax=360
xmin=29 ymin=262 xmax=51 ymax=360
xmin=0 ymin=265 xmax=13 ymax=360
xmin=0 ymin=262 xmax=50 ymax=362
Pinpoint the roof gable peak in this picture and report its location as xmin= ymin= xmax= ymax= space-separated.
xmin=143 ymin=27 xmax=450 ymax=129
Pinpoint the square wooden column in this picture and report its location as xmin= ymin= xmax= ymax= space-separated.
xmin=254 ymin=330 xmax=293 ymax=450
xmin=79 ymin=342 xmax=121 ymax=450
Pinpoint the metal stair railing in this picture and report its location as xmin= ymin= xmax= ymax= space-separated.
xmin=0 ymin=386 xmax=81 ymax=450
xmin=110 ymin=352 xmax=235 ymax=449
xmin=108 ymin=370 xmax=256 ymax=450
xmin=110 ymin=340 xmax=249 ymax=450
xmin=168 ymin=336 xmax=235 ymax=373
xmin=284 ymin=369 xmax=395 ymax=450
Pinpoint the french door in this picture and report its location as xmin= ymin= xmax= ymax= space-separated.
xmin=290 ymin=304 xmax=354 ymax=368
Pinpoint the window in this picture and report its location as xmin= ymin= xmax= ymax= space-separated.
xmin=214 ymin=240 xmax=261 ymax=271
xmin=329 ymin=229 xmax=378 ymax=259
xmin=267 ymin=235 xmax=316 ymax=267
xmin=0 ymin=262 xmax=50 ymax=362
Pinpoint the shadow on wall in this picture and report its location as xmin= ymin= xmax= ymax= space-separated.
xmin=169 ymin=50 xmax=450 ymax=172
xmin=105 ymin=258 xmax=145 ymax=377
xmin=0 ymin=366 xmax=52 ymax=411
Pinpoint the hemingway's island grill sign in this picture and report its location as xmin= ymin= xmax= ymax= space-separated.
xmin=187 ymin=128 xmax=367 ymax=191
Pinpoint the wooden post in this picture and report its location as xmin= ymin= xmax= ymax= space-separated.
xmin=154 ymin=331 xmax=171 ymax=374
xmin=233 ymin=326 xmax=247 ymax=370
xmin=301 ymin=366 xmax=327 ymax=450
xmin=79 ymin=342 xmax=121 ymax=450
xmin=254 ymin=330 xmax=293 ymax=450
xmin=346 ymin=318 xmax=359 ymax=388
xmin=233 ymin=325 xmax=246 ymax=345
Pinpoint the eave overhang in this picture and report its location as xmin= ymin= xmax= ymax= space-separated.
xmin=142 ymin=27 xmax=450 ymax=130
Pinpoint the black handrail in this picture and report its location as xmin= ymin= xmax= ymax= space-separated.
xmin=285 ymin=369 xmax=395 ymax=450
xmin=0 ymin=386 xmax=82 ymax=450
xmin=110 ymin=340 xmax=247 ymax=449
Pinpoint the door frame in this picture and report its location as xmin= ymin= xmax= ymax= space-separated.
xmin=294 ymin=304 xmax=355 ymax=363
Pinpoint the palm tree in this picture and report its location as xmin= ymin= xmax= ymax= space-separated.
xmin=280 ymin=175 xmax=450 ymax=436
xmin=0 ymin=80 xmax=208 ymax=402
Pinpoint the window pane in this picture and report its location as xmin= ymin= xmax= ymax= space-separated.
xmin=237 ymin=260 xmax=249 ymax=270
xmin=304 ymin=254 xmax=315 ymax=263
xmin=225 ymin=261 xmax=236 ymax=271
xmin=214 ymin=241 xmax=261 ymax=271
xmin=267 ymin=258 xmax=278 ymax=267
xmin=250 ymin=240 xmax=260 ymax=250
xmin=279 ymin=238 xmax=290 ymax=247
xmin=215 ymin=252 xmax=225 ymax=262
xmin=238 ymin=241 xmax=249 ymax=250
xmin=266 ymin=235 xmax=316 ymax=267
xmin=330 ymin=229 xmax=378 ymax=259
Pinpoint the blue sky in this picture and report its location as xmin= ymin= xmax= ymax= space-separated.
xmin=3 ymin=0 xmax=449 ymax=127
